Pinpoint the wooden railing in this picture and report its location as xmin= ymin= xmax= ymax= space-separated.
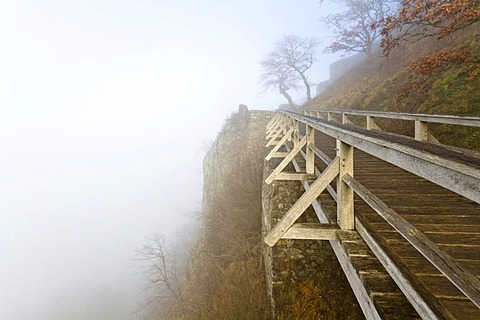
xmin=264 ymin=110 xmax=480 ymax=319
xmin=303 ymin=108 xmax=480 ymax=142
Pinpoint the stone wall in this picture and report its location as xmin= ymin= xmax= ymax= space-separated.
xmin=262 ymin=158 xmax=363 ymax=319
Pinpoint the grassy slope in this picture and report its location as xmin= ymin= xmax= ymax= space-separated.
xmin=305 ymin=23 xmax=480 ymax=150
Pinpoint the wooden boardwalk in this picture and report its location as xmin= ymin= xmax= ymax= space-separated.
xmin=316 ymin=132 xmax=480 ymax=319
xmin=263 ymin=109 xmax=480 ymax=319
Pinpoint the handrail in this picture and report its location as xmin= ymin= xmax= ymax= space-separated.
xmin=304 ymin=108 xmax=480 ymax=127
xmin=265 ymin=110 xmax=480 ymax=319
xmin=266 ymin=110 xmax=480 ymax=317
xmin=281 ymin=110 xmax=480 ymax=204
xmin=343 ymin=173 xmax=480 ymax=309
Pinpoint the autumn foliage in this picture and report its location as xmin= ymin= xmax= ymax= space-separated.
xmin=376 ymin=0 xmax=480 ymax=101
xmin=380 ymin=0 xmax=480 ymax=53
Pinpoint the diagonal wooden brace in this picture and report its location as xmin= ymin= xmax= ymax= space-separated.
xmin=266 ymin=114 xmax=281 ymax=134
xmin=265 ymin=127 xmax=294 ymax=161
xmin=265 ymin=135 xmax=307 ymax=184
xmin=266 ymin=121 xmax=288 ymax=146
xmin=266 ymin=115 xmax=286 ymax=139
xmin=264 ymin=157 xmax=340 ymax=246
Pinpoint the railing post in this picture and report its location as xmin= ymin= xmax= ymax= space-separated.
xmin=306 ymin=126 xmax=315 ymax=174
xmin=327 ymin=112 xmax=333 ymax=121
xmin=293 ymin=120 xmax=299 ymax=146
xmin=285 ymin=117 xmax=291 ymax=141
xmin=337 ymin=140 xmax=354 ymax=230
xmin=415 ymin=120 xmax=428 ymax=141
xmin=342 ymin=113 xmax=351 ymax=124
xmin=366 ymin=116 xmax=375 ymax=130
xmin=316 ymin=111 xmax=321 ymax=118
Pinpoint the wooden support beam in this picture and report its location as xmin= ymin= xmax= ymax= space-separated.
xmin=280 ymin=110 xmax=480 ymax=204
xmin=337 ymin=141 xmax=354 ymax=230
xmin=342 ymin=113 xmax=352 ymax=124
xmin=266 ymin=116 xmax=281 ymax=136
xmin=266 ymin=115 xmax=286 ymax=139
xmin=415 ymin=120 xmax=429 ymax=141
xmin=428 ymin=131 xmax=439 ymax=143
xmin=264 ymin=157 xmax=340 ymax=246
xmin=265 ymin=127 xmax=294 ymax=161
xmin=266 ymin=114 xmax=280 ymax=132
xmin=366 ymin=116 xmax=382 ymax=131
xmin=266 ymin=121 xmax=287 ymax=144
xmin=287 ymin=147 xmax=332 ymax=223
xmin=293 ymin=121 xmax=300 ymax=146
xmin=274 ymin=172 xmax=317 ymax=181
xmin=281 ymin=223 xmax=339 ymax=240
xmin=355 ymin=218 xmax=455 ymax=320
xmin=309 ymin=144 xmax=333 ymax=166
xmin=270 ymin=152 xmax=290 ymax=158
xmin=344 ymin=174 xmax=480 ymax=309
xmin=306 ymin=126 xmax=315 ymax=174
xmin=265 ymin=135 xmax=308 ymax=184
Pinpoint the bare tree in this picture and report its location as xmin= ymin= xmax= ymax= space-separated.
xmin=260 ymin=57 xmax=299 ymax=108
xmin=134 ymin=234 xmax=182 ymax=319
xmin=260 ymin=35 xmax=318 ymax=105
xmin=321 ymin=0 xmax=395 ymax=59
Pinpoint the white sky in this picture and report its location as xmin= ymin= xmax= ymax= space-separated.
xmin=0 ymin=0 xmax=342 ymax=318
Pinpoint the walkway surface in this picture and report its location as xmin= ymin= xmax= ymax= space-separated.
xmin=307 ymin=131 xmax=480 ymax=319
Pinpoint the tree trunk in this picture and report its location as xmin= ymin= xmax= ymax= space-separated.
xmin=280 ymin=88 xmax=296 ymax=108
xmin=294 ymin=68 xmax=312 ymax=102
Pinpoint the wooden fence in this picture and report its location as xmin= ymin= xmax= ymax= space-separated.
xmin=264 ymin=109 xmax=480 ymax=319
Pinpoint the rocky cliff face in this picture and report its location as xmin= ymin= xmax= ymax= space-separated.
xmin=182 ymin=106 xmax=362 ymax=319
xmin=179 ymin=107 xmax=273 ymax=319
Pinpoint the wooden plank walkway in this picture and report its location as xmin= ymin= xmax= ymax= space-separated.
xmin=312 ymin=131 xmax=480 ymax=319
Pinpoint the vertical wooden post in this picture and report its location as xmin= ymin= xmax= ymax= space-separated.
xmin=306 ymin=126 xmax=315 ymax=174
xmin=316 ymin=111 xmax=320 ymax=118
xmin=284 ymin=117 xmax=290 ymax=140
xmin=415 ymin=121 xmax=429 ymax=141
xmin=293 ymin=121 xmax=300 ymax=146
xmin=342 ymin=113 xmax=351 ymax=124
xmin=367 ymin=116 xmax=375 ymax=130
xmin=327 ymin=112 xmax=333 ymax=121
xmin=337 ymin=140 xmax=354 ymax=230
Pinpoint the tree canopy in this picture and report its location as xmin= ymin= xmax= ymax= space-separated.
xmin=380 ymin=0 xmax=480 ymax=55
xmin=321 ymin=0 xmax=395 ymax=58
xmin=260 ymin=35 xmax=318 ymax=107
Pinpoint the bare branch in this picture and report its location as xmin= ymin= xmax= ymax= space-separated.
xmin=259 ymin=35 xmax=318 ymax=105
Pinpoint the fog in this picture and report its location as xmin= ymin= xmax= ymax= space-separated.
xmin=0 ymin=1 xmax=340 ymax=318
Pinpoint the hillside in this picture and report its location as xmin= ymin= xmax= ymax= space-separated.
xmin=305 ymin=23 xmax=480 ymax=150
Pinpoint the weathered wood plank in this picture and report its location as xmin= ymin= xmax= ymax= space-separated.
xmin=280 ymin=110 xmax=480 ymax=204
xmin=274 ymin=172 xmax=317 ymax=181
xmin=344 ymin=174 xmax=480 ymax=308
xmin=355 ymin=216 xmax=455 ymax=319
xmin=306 ymin=109 xmax=480 ymax=127
xmin=264 ymin=157 xmax=339 ymax=246
xmin=266 ymin=121 xmax=288 ymax=146
xmin=265 ymin=135 xmax=307 ymax=184
xmin=281 ymin=223 xmax=338 ymax=240
xmin=338 ymin=141 xmax=354 ymax=230
xmin=306 ymin=126 xmax=315 ymax=174
xmin=265 ymin=127 xmax=294 ymax=161
xmin=270 ymin=152 xmax=290 ymax=158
